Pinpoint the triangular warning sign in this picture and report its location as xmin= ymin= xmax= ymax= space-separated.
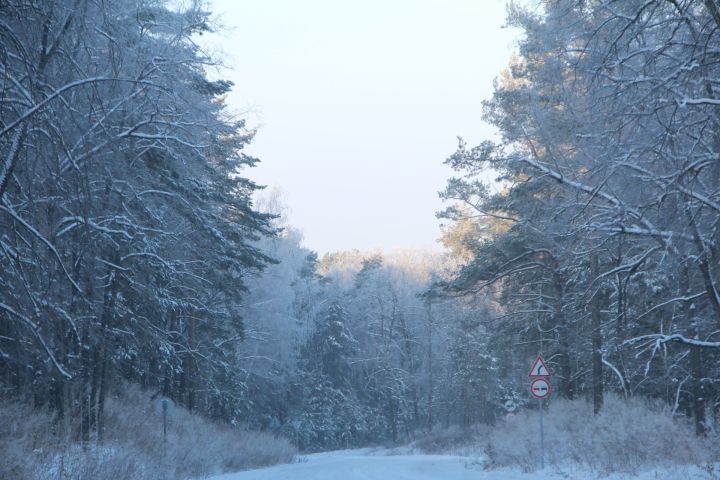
xmin=528 ymin=355 xmax=551 ymax=378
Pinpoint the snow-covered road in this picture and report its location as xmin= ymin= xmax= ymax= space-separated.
xmin=208 ymin=450 xmax=717 ymax=480
xmin=209 ymin=451 xmax=538 ymax=480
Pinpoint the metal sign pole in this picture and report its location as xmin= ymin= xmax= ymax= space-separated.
xmin=529 ymin=355 xmax=550 ymax=470
xmin=162 ymin=399 xmax=168 ymax=461
xmin=154 ymin=396 xmax=174 ymax=463
xmin=539 ymin=398 xmax=544 ymax=469
xmin=163 ymin=401 xmax=168 ymax=439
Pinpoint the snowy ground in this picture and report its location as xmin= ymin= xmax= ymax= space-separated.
xmin=207 ymin=449 xmax=718 ymax=480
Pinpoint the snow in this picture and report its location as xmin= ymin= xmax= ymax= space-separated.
xmin=207 ymin=450 xmax=718 ymax=480
xmin=210 ymin=452 xmax=506 ymax=480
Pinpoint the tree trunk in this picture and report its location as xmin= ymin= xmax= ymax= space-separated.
xmin=388 ymin=393 xmax=398 ymax=443
xmin=682 ymin=265 xmax=707 ymax=436
xmin=590 ymin=250 xmax=603 ymax=414
xmin=80 ymin=323 xmax=94 ymax=444
xmin=614 ymin=237 xmax=629 ymax=396
xmin=96 ymin=350 xmax=108 ymax=444
xmin=550 ymin=256 xmax=573 ymax=400
xmin=690 ymin=344 xmax=707 ymax=436
xmin=425 ymin=301 xmax=434 ymax=431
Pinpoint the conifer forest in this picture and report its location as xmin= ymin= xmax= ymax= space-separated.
xmin=2 ymin=1 xmax=720 ymax=479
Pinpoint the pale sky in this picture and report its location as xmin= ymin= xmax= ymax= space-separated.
xmin=200 ymin=0 xmax=518 ymax=254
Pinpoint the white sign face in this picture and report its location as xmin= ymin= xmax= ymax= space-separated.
xmin=528 ymin=355 xmax=551 ymax=378
xmin=530 ymin=378 xmax=551 ymax=399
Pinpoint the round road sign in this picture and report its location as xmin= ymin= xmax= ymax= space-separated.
xmin=154 ymin=397 xmax=175 ymax=418
xmin=530 ymin=378 xmax=551 ymax=399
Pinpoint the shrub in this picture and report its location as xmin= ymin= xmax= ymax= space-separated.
xmin=483 ymin=394 xmax=718 ymax=474
xmin=0 ymin=385 xmax=296 ymax=480
xmin=411 ymin=424 xmax=489 ymax=457
xmin=103 ymin=385 xmax=296 ymax=478
xmin=0 ymin=400 xmax=56 ymax=480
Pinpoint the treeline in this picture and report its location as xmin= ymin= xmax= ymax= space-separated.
xmin=0 ymin=0 xmax=274 ymax=442
xmin=258 ymin=0 xmax=720 ymax=449
xmin=0 ymin=0 xmax=502 ymax=454
xmin=4 ymin=0 xmax=719 ymax=461
xmin=438 ymin=0 xmax=720 ymax=435
xmin=230 ymin=222 xmax=503 ymax=451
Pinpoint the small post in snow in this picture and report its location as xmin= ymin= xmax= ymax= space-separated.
xmin=528 ymin=355 xmax=551 ymax=469
xmin=162 ymin=399 xmax=168 ymax=445
xmin=154 ymin=397 xmax=174 ymax=458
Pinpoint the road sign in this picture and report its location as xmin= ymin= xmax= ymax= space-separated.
xmin=528 ymin=355 xmax=550 ymax=469
xmin=153 ymin=397 xmax=174 ymax=448
xmin=154 ymin=397 xmax=175 ymax=418
xmin=530 ymin=378 xmax=551 ymax=399
xmin=528 ymin=355 xmax=551 ymax=378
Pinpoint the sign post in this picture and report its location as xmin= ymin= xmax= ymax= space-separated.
xmin=154 ymin=397 xmax=174 ymax=460
xmin=162 ymin=399 xmax=168 ymax=445
xmin=528 ymin=355 xmax=551 ymax=469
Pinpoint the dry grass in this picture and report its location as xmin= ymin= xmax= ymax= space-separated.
xmin=412 ymin=395 xmax=718 ymax=475
xmin=410 ymin=424 xmax=489 ymax=457
xmin=0 ymin=386 xmax=296 ymax=480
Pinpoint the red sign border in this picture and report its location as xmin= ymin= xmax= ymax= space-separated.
xmin=530 ymin=378 xmax=551 ymax=399
xmin=528 ymin=355 xmax=551 ymax=378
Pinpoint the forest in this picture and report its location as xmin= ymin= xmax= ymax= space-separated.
xmin=1 ymin=0 xmax=720 ymax=478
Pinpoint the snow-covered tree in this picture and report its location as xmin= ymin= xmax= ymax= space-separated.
xmin=0 ymin=0 xmax=273 ymax=440
xmin=438 ymin=0 xmax=720 ymax=434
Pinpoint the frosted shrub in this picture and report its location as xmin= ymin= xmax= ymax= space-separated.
xmin=0 ymin=401 xmax=56 ymax=480
xmin=102 ymin=386 xmax=296 ymax=478
xmin=412 ymin=424 xmax=490 ymax=457
xmin=484 ymin=394 xmax=718 ymax=474
xmin=0 ymin=386 xmax=296 ymax=480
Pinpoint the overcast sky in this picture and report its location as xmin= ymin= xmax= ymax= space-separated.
xmin=200 ymin=0 xmax=518 ymax=254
